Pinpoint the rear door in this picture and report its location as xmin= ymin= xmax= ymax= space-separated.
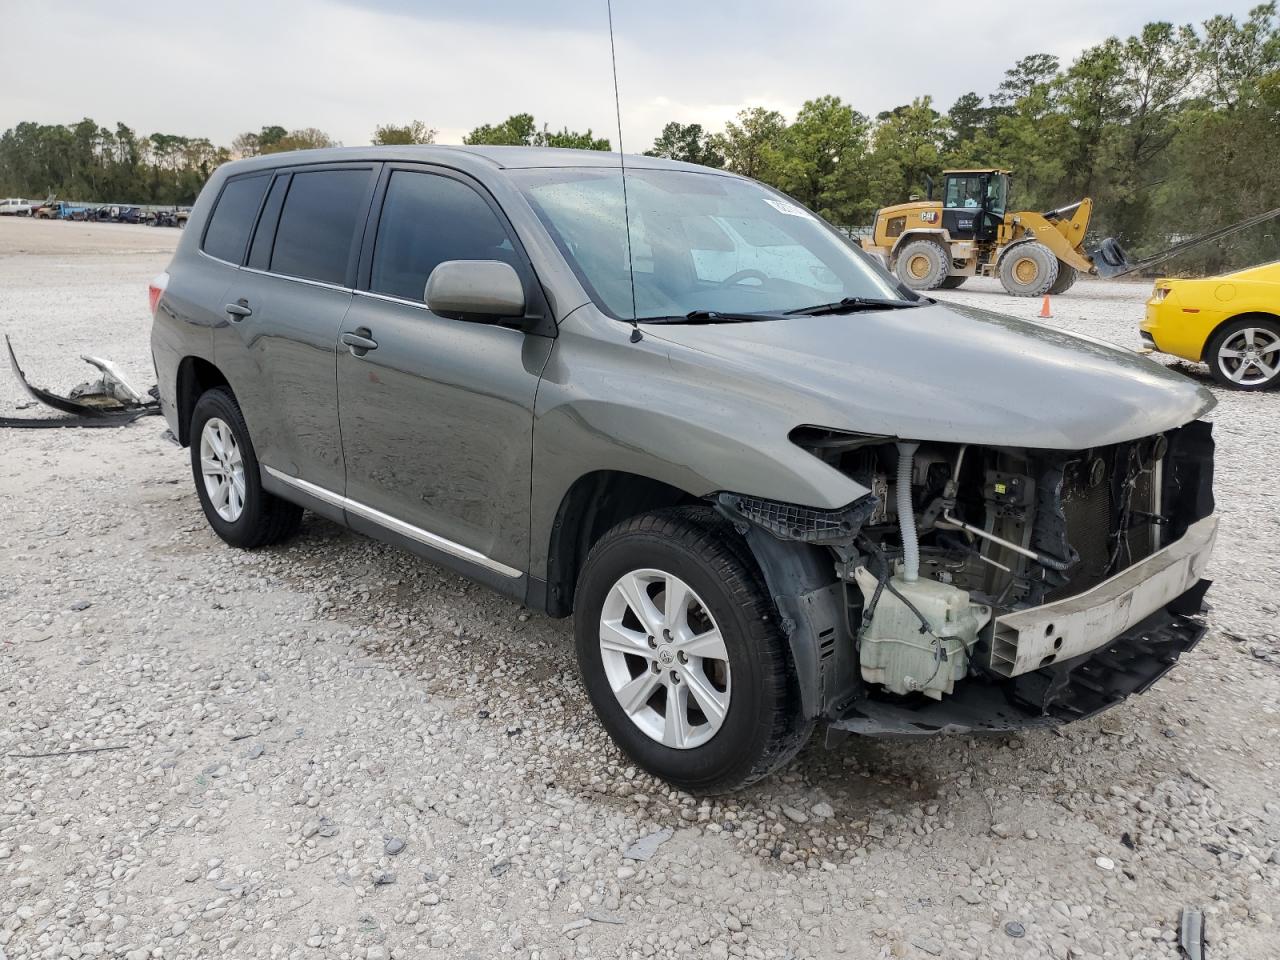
xmin=336 ymin=164 xmax=552 ymax=586
xmin=215 ymin=163 xmax=378 ymax=497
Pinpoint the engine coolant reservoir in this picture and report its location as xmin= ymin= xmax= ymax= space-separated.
xmin=853 ymin=567 xmax=992 ymax=700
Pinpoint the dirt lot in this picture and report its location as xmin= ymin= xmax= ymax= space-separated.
xmin=1 ymin=216 xmax=1278 ymax=960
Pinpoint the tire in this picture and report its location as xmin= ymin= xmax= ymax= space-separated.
xmin=189 ymin=387 xmax=302 ymax=548
xmin=998 ymin=241 xmax=1059 ymax=297
xmin=1048 ymin=263 xmax=1078 ymax=295
xmin=1204 ymin=315 xmax=1280 ymax=391
xmin=938 ymin=275 xmax=968 ymax=290
xmin=894 ymin=238 xmax=951 ymax=291
xmin=573 ymin=508 xmax=811 ymax=794
xmin=1099 ymin=237 xmax=1128 ymax=268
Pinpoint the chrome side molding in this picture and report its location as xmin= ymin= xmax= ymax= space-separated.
xmin=262 ymin=466 xmax=522 ymax=579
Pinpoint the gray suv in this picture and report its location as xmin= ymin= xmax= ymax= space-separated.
xmin=151 ymin=146 xmax=1217 ymax=793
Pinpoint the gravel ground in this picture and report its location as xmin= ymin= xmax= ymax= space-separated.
xmin=1 ymin=217 xmax=1278 ymax=960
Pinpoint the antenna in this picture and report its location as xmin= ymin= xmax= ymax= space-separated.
xmin=606 ymin=0 xmax=641 ymax=343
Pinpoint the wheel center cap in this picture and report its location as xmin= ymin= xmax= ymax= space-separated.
xmin=657 ymin=645 xmax=676 ymax=666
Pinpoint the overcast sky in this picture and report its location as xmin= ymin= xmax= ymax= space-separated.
xmin=1 ymin=0 xmax=1259 ymax=151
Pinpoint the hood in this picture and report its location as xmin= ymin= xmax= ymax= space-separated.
xmin=647 ymin=301 xmax=1215 ymax=449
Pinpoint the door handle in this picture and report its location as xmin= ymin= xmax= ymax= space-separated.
xmin=341 ymin=330 xmax=378 ymax=355
xmin=225 ymin=301 xmax=252 ymax=320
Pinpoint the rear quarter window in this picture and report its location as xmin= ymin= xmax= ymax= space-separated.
xmin=202 ymin=175 xmax=270 ymax=264
xmin=269 ymin=169 xmax=371 ymax=286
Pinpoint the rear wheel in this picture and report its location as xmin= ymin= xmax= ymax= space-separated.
xmin=1048 ymin=263 xmax=1078 ymax=295
xmin=1205 ymin=316 xmax=1280 ymax=390
xmin=998 ymin=242 xmax=1059 ymax=297
xmin=189 ymin=387 xmax=302 ymax=548
xmin=938 ymin=275 xmax=968 ymax=290
xmin=894 ymin=238 xmax=951 ymax=291
xmin=573 ymin=509 xmax=811 ymax=794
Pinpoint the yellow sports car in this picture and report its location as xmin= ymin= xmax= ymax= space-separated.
xmin=1141 ymin=261 xmax=1280 ymax=390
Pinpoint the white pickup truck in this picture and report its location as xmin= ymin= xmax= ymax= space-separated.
xmin=0 ymin=198 xmax=33 ymax=216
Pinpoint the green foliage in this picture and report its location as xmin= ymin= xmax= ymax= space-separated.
xmin=372 ymin=120 xmax=438 ymax=145
xmin=768 ymin=96 xmax=870 ymax=224
xmin=463 ymin=114 xmax=610 ymax=150
xmin=710 ymin=107 xmax=787 ymax=181
xmin=0 ymin=119 xmax=232 ymax=204
xmin=644 ymin=122 xmax=724 ymax=166
xmin=867 ymin=98 xmax=947 ymax=208
xmin=261 ymin=128 xmax=338 ymax=154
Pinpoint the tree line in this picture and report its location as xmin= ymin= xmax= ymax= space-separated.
xmin=1 ymin=4 xmax=1275 ymax=270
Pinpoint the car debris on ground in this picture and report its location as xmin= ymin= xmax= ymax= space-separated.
xmin=3 ymin=334 xmax=160 ymax=427
xmin=1180 ymin=906 xmax=1206 ymax=960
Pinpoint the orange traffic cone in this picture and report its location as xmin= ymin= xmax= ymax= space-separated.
xmin=1038 ymin=295 xmax=1052 ymax=319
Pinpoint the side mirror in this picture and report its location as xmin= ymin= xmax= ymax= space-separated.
xmin=424 ymin=260 xmax=526 ymax=322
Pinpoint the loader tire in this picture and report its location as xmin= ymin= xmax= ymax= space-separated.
xmin=1049 ymin=264 xmax=1078 ymax=295
xmin=999 ymin=241 xmax=1059 ymax=297
xmin=938 ymin=275 xmax=968 ymax=289
xmin=894 ymin=239 xmax=951 ymax=291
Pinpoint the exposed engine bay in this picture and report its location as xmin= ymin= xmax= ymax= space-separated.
xmin=718 ymin=420 xmax=1216 ymax=735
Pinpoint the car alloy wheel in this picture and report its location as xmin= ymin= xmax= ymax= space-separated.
xmin=1216 ymin=326 xmax=1279 ymax=386
xmin=199 ymin=416 xmax=246 ymax=522
xmin=598 ymin=568 xmax=731 ymax=749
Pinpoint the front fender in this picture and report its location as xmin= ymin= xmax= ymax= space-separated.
xmin=529 ymin=310 xmax=869 ymax=580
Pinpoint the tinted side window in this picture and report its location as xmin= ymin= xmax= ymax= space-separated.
xmin=202 ymin=175 xmax=269 ymax=264
xmin=370 ymin=171 xmax=519 ymax=302
xmin=247 ymin=174 xmax=289 ymax=270
xmin=270 ymin=170 xmax=370 ymax=285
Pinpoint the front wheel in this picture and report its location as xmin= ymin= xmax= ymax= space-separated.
xmin=1205 ymin=316 xmax=1280 ymax=390
xmin=573 ymin=509 xmax=811 ymax=794
xmin=998 ymin=241 xmax=1059 ymax=297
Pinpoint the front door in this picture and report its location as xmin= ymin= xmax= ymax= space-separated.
xmin=336 ymin=165 xmax=552 ymax=586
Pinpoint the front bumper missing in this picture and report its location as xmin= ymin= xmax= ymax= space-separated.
xmin=990 ymin=513 xmax=1217 ymax=677
xmin=827 ymin=581 xmax=1209 ymax=739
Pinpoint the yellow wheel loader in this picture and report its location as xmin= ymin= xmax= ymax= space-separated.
xmin=863 ymin=168 xmax=1280 ymax=298
xmin=861 ymin=169 xmax=1113 ymax=297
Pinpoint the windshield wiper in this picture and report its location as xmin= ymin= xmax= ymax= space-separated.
xmin=639 ymin=309 xmax=780 ymax=325
xmin=785 ymin=297 xmax=929 ymax=317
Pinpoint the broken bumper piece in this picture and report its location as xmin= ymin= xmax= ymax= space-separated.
xmin=826 ymin=581 xmax=1209 ymax=739
xmin=991 ymin=513 xmax=1217 ymax=677
xmin=3 ymin=334 xmax=160 ymax=428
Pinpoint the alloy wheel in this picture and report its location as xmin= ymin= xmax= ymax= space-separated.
xmin=598 ymin=568 xmax=731 ymax=750
xmin=1217 ymin=326 xmax=1279 ymax=386
xmin=199 ymin=416 xmax=246 ymax=522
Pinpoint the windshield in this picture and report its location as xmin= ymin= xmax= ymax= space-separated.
xmin=944 ymin=175 xmax=985 ymax=209
xmin=511 ymin=167 xmax=906 ymax=320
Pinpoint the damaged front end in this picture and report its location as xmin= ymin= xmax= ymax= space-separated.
xmin=4 ymin=334 xmax=160 ymax=428
xmin=717 ymin=420 xmax=1216 ymax=737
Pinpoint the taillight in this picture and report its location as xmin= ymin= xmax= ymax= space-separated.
xmin=148 ymin=272 xmax=169 ymax=315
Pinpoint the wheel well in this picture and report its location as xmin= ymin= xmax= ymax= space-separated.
xmin=890 ymin=232 xmax=949 ymax=264
xmin=1201 ymin=311 xmax=1280 ymax=362
xmin=175 ymin=357 xmax=230 ymax=446
xmin=544 ymin=471 xmax=699 ymax=618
